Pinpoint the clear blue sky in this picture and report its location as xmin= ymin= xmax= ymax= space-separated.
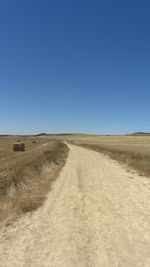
xmin=0 ymin=0 xmax=150 ymax=134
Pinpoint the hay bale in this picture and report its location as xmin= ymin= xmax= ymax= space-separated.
xmin=13 ymin=143 xmax=25 ymax=152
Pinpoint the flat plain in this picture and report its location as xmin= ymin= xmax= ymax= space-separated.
xmin=0 ymin=134 xmax=150 ymax=267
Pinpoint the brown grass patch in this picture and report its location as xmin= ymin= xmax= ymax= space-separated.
xmin=0 ymin=141 xmax=69 ymax=224
xmin=73 ymin=142 xmax=150 ymax=178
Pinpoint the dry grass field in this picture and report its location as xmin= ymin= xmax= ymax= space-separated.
xmin=67 ymin=134 xmax=150 ymax=177
xmin=0 ymin=136 xmax=69 ymax=224
xmin=0 ymin=134 xmax=150 ymax=266
xmin=0 ymin=134 xmax=150 ymax=223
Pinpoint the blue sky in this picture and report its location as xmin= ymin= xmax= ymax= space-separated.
xmin=0 ymin=0 xmax=150 ymax=134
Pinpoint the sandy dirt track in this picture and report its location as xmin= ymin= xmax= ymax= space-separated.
xmin=0 ymin=144 xmax=150 ymax=267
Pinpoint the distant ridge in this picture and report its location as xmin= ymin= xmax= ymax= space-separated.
xmin=35 ymin=133 xmax=47 ymax=136
xmin=129 ymin=132 xmax=150 ymax=136
xmin=0 ymin=135 xmax=10 ymax=137
xmin=35 ymin=133 xmax=75 ymax=136
xmin=0 ymin=133 xmax=88 ymax=137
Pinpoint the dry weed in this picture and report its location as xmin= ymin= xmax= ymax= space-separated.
xmin=0 ymin=141 xmax=69 ymax=224
xmin=75 ymin=143 xmax=150 ymax=178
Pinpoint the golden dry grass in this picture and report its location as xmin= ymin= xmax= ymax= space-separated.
xmin=0 ymin=138 xmax=69 ymax=224
xmin=67 ymin=134 xmax=150 ymax=178
xmin=1 ymin=133 xmax=150 ymax=223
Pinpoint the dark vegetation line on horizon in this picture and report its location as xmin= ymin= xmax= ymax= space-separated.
xmin=1 ymin=132 xmax=150 ymax=137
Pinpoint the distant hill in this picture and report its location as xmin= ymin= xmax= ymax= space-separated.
xmin=35 ymin=133 xmax=47 ymax=136
xmin=0 ymin=135 xmax=10 ymax=137
xmin=35 ymin=133 xmax=75 ymax=136
xmin=129 ymin=132 xmax=150 ymax=136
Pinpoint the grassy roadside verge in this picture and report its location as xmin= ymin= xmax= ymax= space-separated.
xmin=0 ymin=141 xmax=69 ymax=224
xmin=73 ymin=142 xmax=150 ymax=178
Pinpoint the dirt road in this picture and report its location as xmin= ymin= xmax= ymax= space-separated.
xmin=0 ymin=144 xmax=150 ymax=267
